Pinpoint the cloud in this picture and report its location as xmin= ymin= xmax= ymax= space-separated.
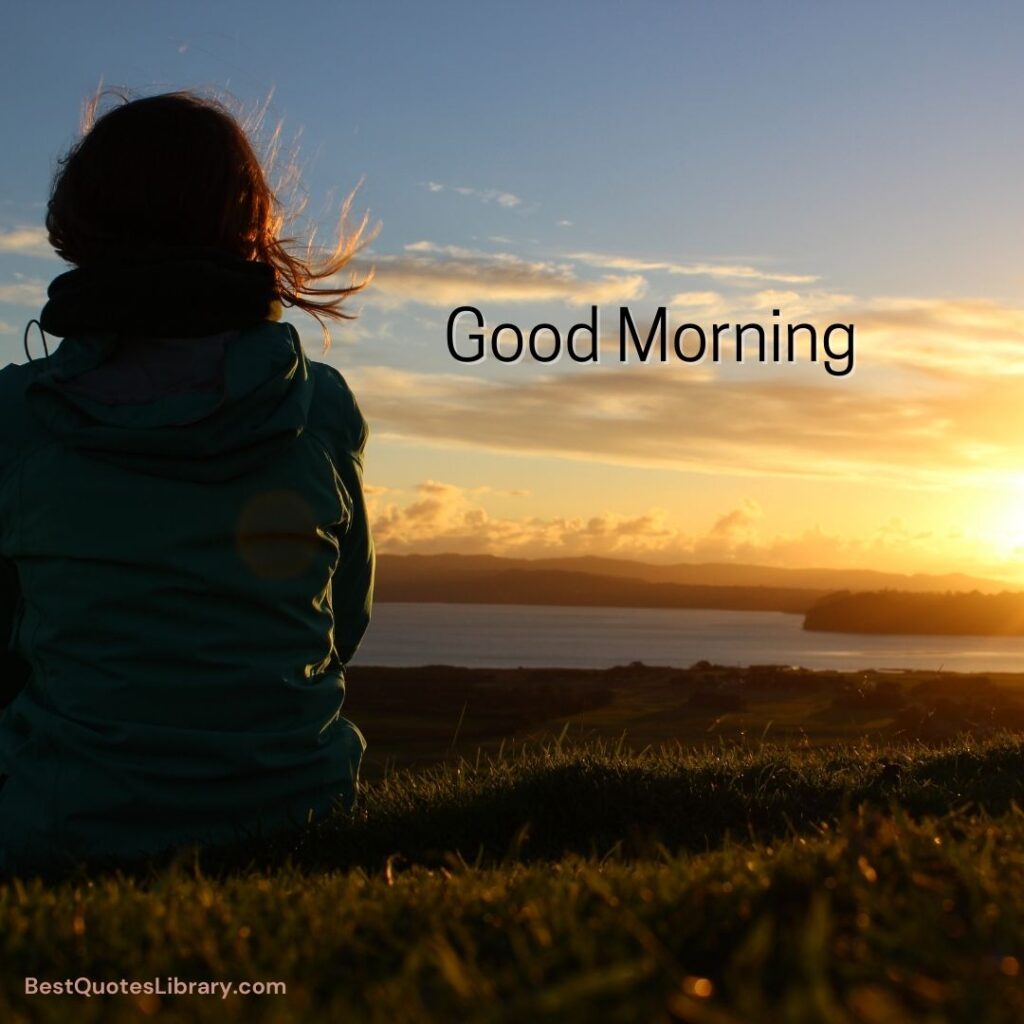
xmin=720 ymin=292 xmax=1024 ymax=379
xmin=369 ymin=480 xmax=684 ymax=557
xmin=340 ymin=232 xmax=1024 ymax=490
xmin=366 ymin=482 xmax=1008 ymax=573
xmin=605 ymin=288 xmax=1024 ymax=381
xmin=346 ymin=347 xmax=1024 ymax=490
xmin=707 ymin=498 xmax=763 ymax=541
xmin=0 ymin=227 xmax=55 ymax=260
xmin=748 ymin=289 xmax=804 ymax=310
xmin=0 ymin=278 xmax=47 ymax=306
xmin=851 ymin=298 xmax=1024 ymax=378
xmin=567 ymin=251 xmax=819 ymax=285
xmin=353 ymin=240 xmax=846 ymax=315
xmin=423 ymin=181 xmax=522 ymax=207
xmin=666 ymin=291 xmax=725 ymax=312
xmin=356 ymin=245 xmax=646 ymax=308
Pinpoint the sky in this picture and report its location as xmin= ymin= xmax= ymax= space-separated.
xmin=3 ymin=1 xmax=1024 ymax=580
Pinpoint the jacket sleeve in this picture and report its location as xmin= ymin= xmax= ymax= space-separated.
xmin=333 ymin=436 xmax=375 ymax=667
xmin=0 ymin=556 xmax=30 ymax=708
xmin=309 ymin=361 xmax=375 ymax=668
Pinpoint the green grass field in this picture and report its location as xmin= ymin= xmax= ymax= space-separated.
xmin=4 ymin=726 xmax=1024 ymax=1022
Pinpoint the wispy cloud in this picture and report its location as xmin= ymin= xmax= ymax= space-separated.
xmin=666 ymin=291 xmax=725 ymax=310
xmin=346 ymin=344 xmax=1024 ymax=490
xmin=616 ymin=289 xmax=1024 ymax=380
xmin=423 ymin=181 xmax=522 ymax=208
xmin=851 ymin=298 xmax=1024 ymax=378
xmin=722 ymin=291 xmax=1024 ymax=379
xmin=0 ymin=277 xmax=47 ymax=306
xmin=567 ymin=250 xmax=819 ymax=285
xmin=356 ymin=244 xmax=646 ymax=308
xmin=325 ymin=277 xmax=1024 ymax=497
xmin=0 ymin=227 xmax=56 ymax=260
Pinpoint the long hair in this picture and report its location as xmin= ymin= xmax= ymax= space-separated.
xmin=45 ymin=87 xmax=377 ymax=349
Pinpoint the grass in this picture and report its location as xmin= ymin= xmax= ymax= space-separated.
xmin=345 ymin=663 xmax=1024 ymax=776
xmin=4 ymin=734 xmax=1024 ymax=1022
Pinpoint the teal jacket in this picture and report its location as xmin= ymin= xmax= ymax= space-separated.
xmin=0 ymin=320 xmax=373 ymax=872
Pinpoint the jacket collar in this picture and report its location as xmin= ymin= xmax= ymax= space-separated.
xmin=39 ymin=244 xmax=278 ymax=339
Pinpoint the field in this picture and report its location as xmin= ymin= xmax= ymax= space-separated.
xmin=3 ymin=665 xmax=1024 ymax=1022
xmin=345 ymin=661 xmax=1024 ymax=777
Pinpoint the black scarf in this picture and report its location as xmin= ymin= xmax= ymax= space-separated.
xmin=39 ymin=244 xmax=279 ymax=339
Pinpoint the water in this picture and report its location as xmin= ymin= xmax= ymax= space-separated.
xmin=351 ymin=602 xmax=1024 ymax=673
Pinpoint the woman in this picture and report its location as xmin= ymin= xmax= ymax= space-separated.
xmin=0 ymin=90 xmax=375 ymax=872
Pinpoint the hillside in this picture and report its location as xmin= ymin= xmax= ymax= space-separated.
xmin=376 ymin=553 xmax=1015 ymax=610
xmin=804 ymin=589 xmax=1024 ymax=635
xmin=375 ymin=565 xmax=826 ymax=613
xmin=343 ymin=662 xmax=1024 ymax=777
xmin=4 ymin=736 xmax=1024 ymax=1022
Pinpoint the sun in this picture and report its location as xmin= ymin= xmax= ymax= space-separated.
xmin=977 ymin=476 xmax=1024 ymax=565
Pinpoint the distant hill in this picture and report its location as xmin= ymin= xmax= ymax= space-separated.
xmin=804 ymin=590 xmax=1024 ymax=635
xmin=376 ymin=553 xmax=1016 ymax=612
xmin=525 ymin=556 xmax=1014 ymax=594
xmin=376 ymin=564 xmax=826 ymax=613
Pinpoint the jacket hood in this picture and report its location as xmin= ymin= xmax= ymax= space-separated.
xmin=24 ymin=320 xmax=314 ymax=482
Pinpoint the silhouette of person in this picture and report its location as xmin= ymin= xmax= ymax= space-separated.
xmin=0 ymin=91 xmax=375 ymax=872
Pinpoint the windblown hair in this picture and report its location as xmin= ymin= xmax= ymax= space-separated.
xmin=45 ymin=87 xmax=376 ymax=348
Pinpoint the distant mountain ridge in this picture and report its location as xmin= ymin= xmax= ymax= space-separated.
xmin=377 ymin=565 xmax=827 ymax=613
xmin=376 ymin=553 xmax=1015 ymax=599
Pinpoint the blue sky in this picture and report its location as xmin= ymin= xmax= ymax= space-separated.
xmin=4 ymin=1 xmax=1024 ymax=577
xmin=5 ymin=2 xmax=1024 ymax=299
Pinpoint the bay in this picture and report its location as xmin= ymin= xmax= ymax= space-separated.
xmin=351 ymin=602 xmax=1024 ymax=673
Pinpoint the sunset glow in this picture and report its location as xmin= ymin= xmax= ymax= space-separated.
xmin=3 ymin=4 xmax=1024 ymax=586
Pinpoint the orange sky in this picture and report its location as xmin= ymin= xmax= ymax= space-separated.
xmin=3 ymin=5 xmax=1023 ymax=583
xmin=335 ymin=278 xmax=1024 ymax=585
